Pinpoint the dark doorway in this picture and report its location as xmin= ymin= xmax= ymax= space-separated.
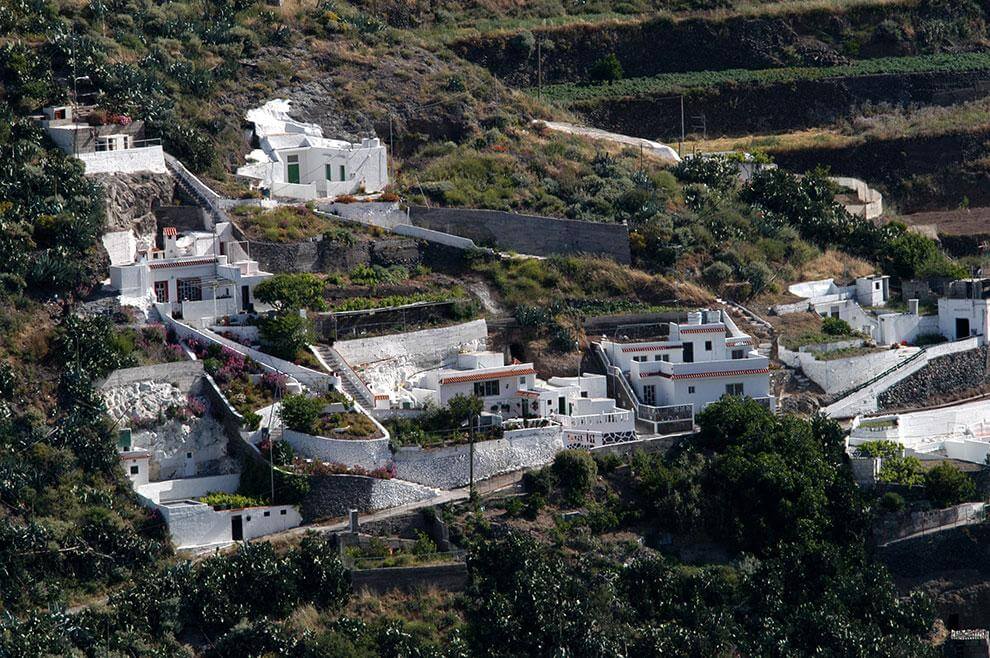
xmin=558 ymin=397 xmax=566 ymax=414
xmin=241 ymin=285 xmax=251 ymax=311
xmin=956 ymin=317 xmax=971 ymax=340
xmin=231 ymin=515 xmax=243 ymax=541
xmin=947 ymin=613 xmax=960 ymax=630
xmin=683 ymin=342 xmax=694 ymax=363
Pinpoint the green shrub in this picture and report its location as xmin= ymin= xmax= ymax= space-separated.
xmin=589 ymin=53 xmax=623 ymax=82
xmin=879 ymin=491 xmax=906 ymax=513
xmin=822 ymin=316 xmax=853 ymax=336
xmin=279 ymin=394 xmax=324 ymax=434
xmin=199 ymin=492 xmax=266 ymax=510
xmin=924 ymin=462 xmax=976 ymax=508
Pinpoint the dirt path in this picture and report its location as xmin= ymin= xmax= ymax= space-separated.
xmin=535 ymin=120 xmax=681 ymax=163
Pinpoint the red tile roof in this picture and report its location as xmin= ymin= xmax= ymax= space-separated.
xmin=163 ymin=226 xmax=178 ymax=237
xmin=620 ymin=344 xmax=680 ymax=352
xmin=643 ymin=368 xmax=770 ymax=380
xmin=441 ymin=367 xmax=536 ymax=385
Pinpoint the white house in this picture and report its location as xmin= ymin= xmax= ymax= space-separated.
xmin=36 ymin=104 xmax=166 ymax=175
xmin=775 ymin=274 xmax=890 ymax=315
xmin=109 ymin=222 xmax=271 ymax=326
xmin=237 ymin=99 xmax=389 ymax=201
xmin=848 ymin=397 xmax=990 ymax=465
xmin=937 ymin=279 xmax=990 ymax=342
xmin=599 ymin=309 xmax=773 ymax=414
xmin=398 ymin=351 xmax=636 ymax=445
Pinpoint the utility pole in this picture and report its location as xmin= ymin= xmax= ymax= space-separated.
xmin=679 ymin=95 xmax=685 ymax=157
xmin=469 ymin=414 xmax=477 ymax=501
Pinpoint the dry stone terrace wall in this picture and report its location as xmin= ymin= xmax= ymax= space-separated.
xmin=300 ymin=474 xmax=437 ymax=521
xmin=408 ymin=206 xmax=631 ymax=263
xmin=228 ymin=221 xmax=422 ymax=274
xmin=879 ymin=347 xmax=990 ymax=410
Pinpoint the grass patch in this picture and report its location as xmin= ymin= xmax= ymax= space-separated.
xmin=230 ymin=205 xmax=336 ymax=242
xmin=813 ymin=345 xmax=880 ymax=360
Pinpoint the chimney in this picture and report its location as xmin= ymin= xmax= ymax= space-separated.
xmin=687 ymin=311 xmax=703 ymax=325
xmin=163 ymin=227 xmax=178 ymax=258
xmin=908 ymin=299 xmax=919 ymax=315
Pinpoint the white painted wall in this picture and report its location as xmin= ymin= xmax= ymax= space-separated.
xmin=77 ymin=145 xmax=167 ymax=175
xmin=137 ymin=473 xmax=240 ymax=504
xmin=779 ymin=345 xmax=918 ymax=395
xmin=282 ymin=430 xmax=391 ymax=470
xmin=938 ymin=298 xmax=990 ymax=342
xmin=393 ymin=425 xmax=563 ymax=489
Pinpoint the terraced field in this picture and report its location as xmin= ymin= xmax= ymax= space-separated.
xmin=537 ymin=53 xmax=990 ymax=104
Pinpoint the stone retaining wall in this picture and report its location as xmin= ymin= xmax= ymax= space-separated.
xmin=233 ymin=228 xmax=421 ymax=275
xmin=879 ymin=347 xmax=990 ymax=410
xmin=97 ymin=361 xmax=204 ymax=392
xmin=300 ymin=474 xmax=436 ymax=521
xmin=350 ymin=563 xmax=467 ymax=593
xmin=408 ymin=206 xmax=631 ymax=263
xmin=393 ymin=426 xmax=563 ymax=489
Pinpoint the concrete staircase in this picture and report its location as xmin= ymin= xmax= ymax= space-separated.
xmin=313 ymin=344 xmax=375 ymax=408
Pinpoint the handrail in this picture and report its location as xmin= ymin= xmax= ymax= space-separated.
xmin=828 ymin=349 xmax=925 ymax=403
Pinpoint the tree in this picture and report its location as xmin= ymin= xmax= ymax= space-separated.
xmin=447 ymin=393 xmax=484 ymax=426
xmin=924 ymin=462 xmax=975 ymax=508
xmin=254 ymin=273 xmax=327 ymax=312
xmin=255 ymin=273 xmax=327 ymax=360
xmin=882 ymin=230 xmax=939 ymax=280
xmin=551 ymin=449 xmax=598 ymax=506
xmin=259 ymin=312 xmax=313 ymax=361
xmin=589 ymin=53 xmax=623 ymax=82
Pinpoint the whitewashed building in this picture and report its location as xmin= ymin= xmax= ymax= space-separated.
xmin=36 ymin=104 xmax=166 ymax=175
xmin=109 ymin=223 xmax=271 ymax=325
xmin=237 ymin=99 xmax=389 ymax=201
xmin=937 ymin=279 xmax=990 ymax=342
xmin=599 ymin=309 xmax=773 ymax=414
xmin=398 ymin=351 xmax=636 ymax=445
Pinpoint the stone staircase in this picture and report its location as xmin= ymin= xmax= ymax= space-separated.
xmin=313 ymin=344 xmax=375 ymax=408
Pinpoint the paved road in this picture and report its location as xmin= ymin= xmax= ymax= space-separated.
xmin=535 ymin=120 xmax=682 ymax=163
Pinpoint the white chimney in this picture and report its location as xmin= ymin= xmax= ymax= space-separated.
xmin=163 ymin=227 xmax=179 ymax=258
xmin=908 ymin=299 xmax=919 ymax=315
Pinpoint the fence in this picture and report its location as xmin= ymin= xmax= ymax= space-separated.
xmin=875 ymin=502 xmax=987 ymax=546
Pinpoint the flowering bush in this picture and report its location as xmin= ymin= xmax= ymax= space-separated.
xmin=109 ymin=114 xmax=132 ymax=126
xmin=186 ymin=396 xmax=207 ymax=418
xmin=262 ymin=372 xmax=288 ymax=396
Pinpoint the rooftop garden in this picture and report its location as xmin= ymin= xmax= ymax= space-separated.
xmin=112 ymin=323 xmax=186 ymax=366
xmin=280 ymin=392 xmax=382 ymax=440
xmin=198 ymin=491 xmax=267 ymax=510
xmin=385 ymin=394 xmax=524 ymax=448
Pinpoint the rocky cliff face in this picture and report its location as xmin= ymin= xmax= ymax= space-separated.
xmin=93 ymin=172 xmax=175 ymax=241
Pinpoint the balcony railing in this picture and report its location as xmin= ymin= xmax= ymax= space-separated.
xmin=93 ymin=137 xmax=162 ymax=152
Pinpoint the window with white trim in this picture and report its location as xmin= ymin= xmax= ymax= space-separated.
xmin=725 ymin=383 xmax=744 ymax=396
